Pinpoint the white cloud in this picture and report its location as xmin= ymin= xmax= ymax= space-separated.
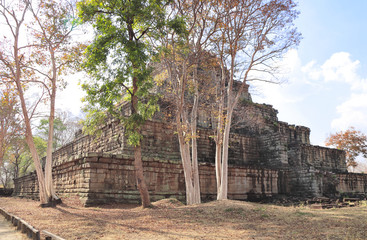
xmin=315 ymin=52 xmax=367 ymax=92
xmin=317 ymin=53 xmax=367 ymax=132
xmin=251 ymin=49 xmax=367 ymax=145
xmin=250 ymin=49 xmax=319 ymax=129
xmin=331 ymin=93 xmax=367 ymax=131
xmin=251 ymin=49 xmax=311 ymax=104
xmin=321 ymin=52 xmax=360 ymax=83
xmin=251 ymin=49 xmax=327 ymax=106
xmin=301 ymin=60 xmax=321 ymax=80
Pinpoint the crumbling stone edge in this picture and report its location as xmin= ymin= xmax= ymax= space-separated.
xmin=0 ymin=207 xmax=65 ymax=240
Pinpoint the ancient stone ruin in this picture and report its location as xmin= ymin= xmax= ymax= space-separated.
xmin=13 ymin=83 xmax=367 ymax=206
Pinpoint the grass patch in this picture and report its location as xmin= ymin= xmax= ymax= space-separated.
xmin=224 ymin=207 xmax=245 ymax=214
xmin=294 ymin=210 xmax=315 ymax=217
xmin=253 ymin=207 xmax=270 ymax=218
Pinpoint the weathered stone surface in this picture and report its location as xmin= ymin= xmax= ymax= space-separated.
xmin=14 ymin=154 xmax=281 ymax=205
xmin=13 ymin=88 xmax=367 ymax=204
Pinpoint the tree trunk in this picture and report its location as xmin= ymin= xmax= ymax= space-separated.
xmin=44 ymin=50 xmax=60 ymax=202
xmin=13 ymin=31 xmax=48 ymax=204
xmin=178 ymin=132 xmax=195 ymax=204
xmin=25 ymin=128 xmax=48 ymax=204
xmin=216 ymin=55 xmax=237 ymax=200
xmin=175 ymin=94 xmax=201 ymax=204
xmin=215 ymin=89 xmax=224 ymax=194
xmin=131 ymin=76 xmax=151 ymax=208
xmin=44 ymin=94 xmax=59 ymax=201
xmin=215 ymin=64 xmax=227 ymax=199
xmin=14 ymin=153 xmax=20 ymax=179
xmin=191 ymin=71 xmax=201 ymax=204
xmin=134 ymin=143 xmax=151 ymax=208
xmin=217 ymin=109 xmax=233 ymax=200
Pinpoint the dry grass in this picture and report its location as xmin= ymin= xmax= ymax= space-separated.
xmin=1 ymin=196 xmax=367 ymax=240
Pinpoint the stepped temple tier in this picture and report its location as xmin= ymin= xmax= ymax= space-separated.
xmin=13 ymin=82 xmax=367 ymax=206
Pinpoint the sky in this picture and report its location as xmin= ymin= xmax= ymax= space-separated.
xmin=57 ymin=0 xmax=367 ymax=148
xmin=251 ymin=0 xmax=367 ymax=147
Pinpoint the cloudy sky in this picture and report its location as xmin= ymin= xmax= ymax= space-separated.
xmin=57 ymin=0 xmax=367 ymax=147
xmin=251 ymin=0 xmax=367 ymax=146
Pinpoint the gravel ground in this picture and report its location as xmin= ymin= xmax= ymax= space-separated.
xmin=0 ymin=215 xmax=28 ymax=240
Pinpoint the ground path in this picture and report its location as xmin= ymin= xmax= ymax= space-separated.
xmin=1 ymin=196 xmax=367 ymax=239
xmin=0 ymin=215 xmax=27 ymax=240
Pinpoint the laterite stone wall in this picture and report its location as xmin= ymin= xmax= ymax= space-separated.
xmin=14 ymin=153 xmax=281 ymax=206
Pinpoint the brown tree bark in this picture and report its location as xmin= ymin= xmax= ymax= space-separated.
xmin=131 ymin=77 xmax=151 ymax=208
xmin=133 ymin=144 xmax=151 ymax=208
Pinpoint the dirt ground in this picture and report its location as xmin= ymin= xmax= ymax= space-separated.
xmin=0 ymin=196 xmax=367 ymax=240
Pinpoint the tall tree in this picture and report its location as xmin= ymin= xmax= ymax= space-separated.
xmin=0 ymin=0 xmax=84 ymax=205
xmin=326 ymin=127 xmax=367 ymax=169
xmin=0 ymin=0 xmax=50 ymax=203
xmin=211 ymin=0 xmax=300 ymax=200
xmin=78 ymin=0 xmax=166 ymax=208
xmin=27 ymin=0 xmax=85 ymax=203
xmin=158 ymin=0 xmax=219 ymax=205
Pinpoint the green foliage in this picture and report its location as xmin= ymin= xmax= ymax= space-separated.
xmin=2 ymin=135 xmax=46 ymax=181
xmin=33 ymin=136 xmax=47 ymax=158
xmin=37 ymin=118 xmax=67 ymax=149
xmin=167 ymin=16 xmax=188 ymax=37
xmin=78 ymin=0 xmax=166 ymax=146
xmin=18 ymin=136 xmax=46 ymax=174
xmin=81 ymin=107 xmax=107 ymax=137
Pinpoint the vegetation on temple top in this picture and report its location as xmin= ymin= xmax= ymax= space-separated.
xmin=326 ymin=127 xmax=367 ymax=168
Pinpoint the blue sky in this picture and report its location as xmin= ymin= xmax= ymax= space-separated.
xmin=251 ymin=0 xmax=367 ymax=148
xmin=58 ymin=0 xmax=367 ymax=148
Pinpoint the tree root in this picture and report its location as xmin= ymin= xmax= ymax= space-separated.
xmin=40 ymin=198 xmax=62 ymax=208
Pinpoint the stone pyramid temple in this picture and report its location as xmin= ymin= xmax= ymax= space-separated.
xmin=14 ymin=82 xmax=367 ymax=206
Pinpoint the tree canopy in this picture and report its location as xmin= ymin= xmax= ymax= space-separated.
xmin=78 ymin=0 xmax=168 ymax=208
xmin=326 ymin=127 xmax=367 ymax=168
xmin=0 ymin=0 xmax=84 ymax=205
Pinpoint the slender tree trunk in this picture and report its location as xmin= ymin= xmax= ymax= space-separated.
xmin=13 ymin=27 xmax=48 ymax=204
xmin=14 ymin=153 xmax=20 ymax=179
xmin=133 ymin=143 xmax=151 ymax=207
xmin=217 ymin=109 xmax=233 ymax=200
xmin=175 ymin=64 xmax=195 ymax=205
xmin=216 ymin=56 xmax=237 ymax=200
xmin=215 ymin=71 xmax=225 ymax=195
xmin=176 ymin=111 xmax=200 ymax=205
xmin=215 ymin=65 xmax=226 ymax=199
xmin=176 ymin=118 xmax=194 ymax=205
xmin=131 ymin=76 xmax=151 ymax=208
xmin=175 ymin=73 xmax=201 ymax=205
xmin=191 ymin=138 xmax=200 ymax=203
xmin=215 ymin=111 xmax=223 ymax=196
xmin=44 ymin=50 xmax=60 ymax=202
xmin=191 ymin=69 xmax=201 ymax=204
xmin=44 ymin=91 xmax=54 ymax=198
xmin=44 ymin=93 xmax=58 ymax=201
xmin=24 ymin=125 xmax=48 ymax=204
